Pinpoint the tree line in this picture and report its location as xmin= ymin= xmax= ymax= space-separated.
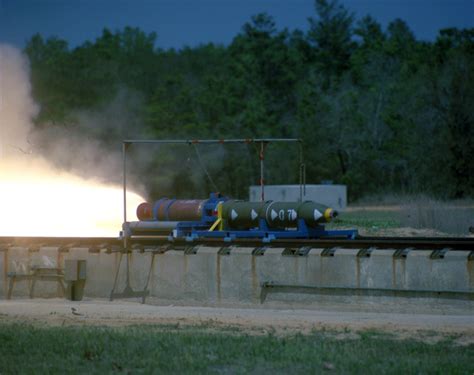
xmin=24 ymin=0 xmax=474 ymax=200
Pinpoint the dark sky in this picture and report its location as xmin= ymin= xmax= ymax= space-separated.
xmin=0 ymin=0 xmax=473 ymax=49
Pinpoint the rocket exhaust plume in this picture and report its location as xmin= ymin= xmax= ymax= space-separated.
xmin=0 ymin=44 xmax=143 ymax=237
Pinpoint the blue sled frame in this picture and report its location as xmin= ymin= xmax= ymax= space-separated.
xmin=172 ymin=218 xmax=358 ymax=243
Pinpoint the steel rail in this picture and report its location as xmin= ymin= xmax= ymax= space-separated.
xmin=0 ymin=236 xmax=473 ymax=251
xmin=144 ymin=236 xmax=474 ymax=250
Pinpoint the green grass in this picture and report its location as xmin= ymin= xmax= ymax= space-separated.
xmin=1 ymin=324 xmax=473 ymax=374
xmin=328 ymin=210 xmax=401 ymax=231
xmin=329 ymin=201 xmax=474 ymax=235
xmin=346 ymin=195 xmax=474 ymax=235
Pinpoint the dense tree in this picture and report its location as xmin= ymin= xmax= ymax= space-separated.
xmin=25 ymin=34 xmax=71 ymax=124
xmin=307 ymin=0 xmax=355 ymax=77
xmin=23 ymin=1 xmax=474 ymax=200
xmin=432 ymin=29 xmax=474 ymax=197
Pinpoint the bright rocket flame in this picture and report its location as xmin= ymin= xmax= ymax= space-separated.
xmin=0 ymin=44 xmax=145 ymax=237
xmin=0 ymin=158 xmax=144 ymax=237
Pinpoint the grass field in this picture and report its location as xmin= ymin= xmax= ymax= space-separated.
xmin=328 ymin=196 xmax=474 ymax=236
xmin=1 ymin=323 xmax=473 ymax=374
xmin=329 ymin=209 xmax=401 ymax=232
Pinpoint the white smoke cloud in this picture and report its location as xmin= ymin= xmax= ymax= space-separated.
xmin=0 ymin=44 xmax=39 ymax=157
xmin=29 ymin=88 xmax=147 ymax=186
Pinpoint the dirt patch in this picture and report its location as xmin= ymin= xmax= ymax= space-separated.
xmin=1 ymin=299 xmax=473 ymax=345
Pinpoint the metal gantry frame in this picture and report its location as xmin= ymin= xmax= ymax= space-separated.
xmin=111 ymin=138 xmax=304 ymax=302
xmin=121 ymin=138 xmax=305 ymax=226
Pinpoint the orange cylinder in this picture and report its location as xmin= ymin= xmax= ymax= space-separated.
xmin=136 ymin=202 xmax=153 ymax=221
xmin=155 ymin=199 xmax=205 ymax=221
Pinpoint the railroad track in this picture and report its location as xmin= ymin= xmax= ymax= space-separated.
xmin=0 ymin=236 xmax=473 ymax=254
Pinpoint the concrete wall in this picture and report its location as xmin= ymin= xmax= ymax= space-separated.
xmin=2 ymin=246 xmax=473 ymax=304
xmin=249 ymin=184 xmax=347 ymax=211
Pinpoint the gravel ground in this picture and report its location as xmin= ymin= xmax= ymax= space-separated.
xmin=1 ymin=298 xmax=473 ymax=344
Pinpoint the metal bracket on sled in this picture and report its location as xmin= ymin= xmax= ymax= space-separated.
xmin=393 ymin=247 xmax=412 ymax=259
xmin=282 ymin=246 xmax=312 ymax=256
xmin=321 ymin=247 xmax=338 ymax=257
xmin=357 ymin=247 xmax=375 ymax=258
xmin=430 ymin=247 xmax=451 ymax=259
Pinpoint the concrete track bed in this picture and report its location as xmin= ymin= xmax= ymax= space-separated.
xmin=1 ymin=245 xmax=473 ymax=304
